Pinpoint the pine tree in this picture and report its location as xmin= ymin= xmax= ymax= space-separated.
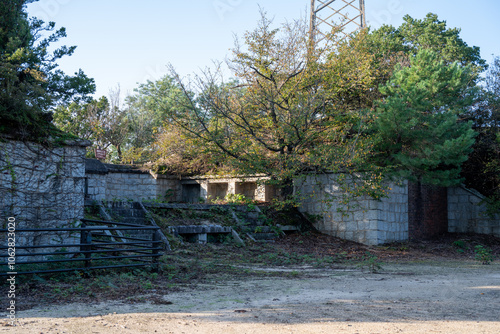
xmin=371 ymin=49 xmax=477 ymax=186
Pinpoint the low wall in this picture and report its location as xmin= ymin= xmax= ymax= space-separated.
xmin=86 ymin=163 xmax=274 ymax=204
xmin=448 ymin=186 xmax=500 ymax=237
xmin=85 ymin=160 xmax=182 ymax=202
xmin=84 ymin=161 xmax=500 ymax=245
xmin=296 ymin=174 xmax=408 ymax=245
xmin=0 ymin=138 xmax=89 ymax=259
xmin=182 ymin=176 xmax=271 ymax=203
xmin=105 ymin=168 xmax=157 ymax=200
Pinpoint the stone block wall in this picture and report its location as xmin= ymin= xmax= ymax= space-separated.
xmin=85 ymin=161 xmax=183 ymax=202
xmin=82 ymin=161 xmax=500 ymax=244
xmin=156 ymin=176 xmax=182 ymax=202
xmin=376 ymin=182 xmax=409 ymax=243
xmin=296 ymin=174 xmax=408 ymax=245
xmin=86 ymin=174 xmax=107 ymax=201
xmin=105 ymin=171 xmax=157 ymax=200
xmin=86 ymin=168 xmax=274 ymax=204
xmin=448 ymin=186 xmax=500 ymax=237
xmin=0 ymin=138 xmax=89 ymax=258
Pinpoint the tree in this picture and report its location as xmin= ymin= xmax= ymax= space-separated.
xmin=370 ymin=49 xmax=477 ymax=186
xmin=53 ymin=95 xmax=129 ymax=160
xmin=151 ymin=124 xmax=215 ymax=176
xmin=166 ymin=13 xmax=379 ymax=199
xmin=125 ymin=76 xmax=189 ymax=149
xmin=462 ymin=56 xmax=500 ymax=211
xmin=0 ymin=0 xmax=95 ymax=141
xmin=53 ymin=97 xmax=109 ymax=142
xmin=366 ymin=13 xmax=486 ymax=77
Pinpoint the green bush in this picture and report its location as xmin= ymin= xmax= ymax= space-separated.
xmin=474 ymin=245 xmax=493 ymax=265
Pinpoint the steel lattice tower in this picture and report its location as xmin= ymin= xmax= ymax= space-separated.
xmin=309 ymin=0 xmax=366 ymax=42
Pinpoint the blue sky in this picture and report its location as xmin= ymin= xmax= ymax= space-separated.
xmin=27 ymin=0 xmax=500 ymax=100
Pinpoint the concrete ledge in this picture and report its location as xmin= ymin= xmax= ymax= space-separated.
xmin=169 ymin=225 xmax=232 ymax=234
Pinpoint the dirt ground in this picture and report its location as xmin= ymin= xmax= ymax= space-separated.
xmin=2 ymin=233 xmax=500 ymax=333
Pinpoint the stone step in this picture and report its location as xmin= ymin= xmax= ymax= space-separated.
xmin=249 ymin=225 xmax=299 ymax=233
xmin=169 ymin=225 xmax=232 ymax=235
xmin=116 ymin=217 xmax=148 ymax=225
xmin=110 ymin=210 xmax=145 ymax=218
xmin=252 ymin=232 xmax=278 ymax=240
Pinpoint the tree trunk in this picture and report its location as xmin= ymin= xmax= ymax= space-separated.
xmin=117 ymin=145 xmax=122 ymax=161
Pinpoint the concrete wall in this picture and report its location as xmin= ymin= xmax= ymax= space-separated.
xmin=86 ymin=173 xmax=107 ymax=201
xmin=448 ymin=186 xmax=500 ymax=237
xmin=83 ymin=161 xmax=500 ymax=244
xmin=0 ymin=138 xmax=89 ymax=258
xmin=297 ymin=173 xmax=500 ymax=244
xmin=208 ymin=182 xmax=229 ymax=200
xmin=183 ymin=176 xmax=270 ymax=203
xmin=85 ymin=161 xmax=182 ymax=202
xmin=105 ymin=170 xmax=157 ymax=200
xmin=296 ymin=174 xmax=408 ymax=245
xmin=86 ymin=165 xmax=274 ymax=204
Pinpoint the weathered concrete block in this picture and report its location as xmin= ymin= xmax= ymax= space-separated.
xmin=344 ymin=231 xmax=354 ymax=241
xmin=353 ymin=210 xmax=364 ymax=221
xmin=364 ymin=210 xmax=379 ymax=221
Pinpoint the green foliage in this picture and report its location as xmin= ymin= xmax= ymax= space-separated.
xmin=158 ymin=12 xmax=486 ymax=204
xmin=165 ymin=12 xmax=382 ymax=205
xmin=53 ymin=94 xmax=130 ymax=160
xmin=0 ymin=0 xmax=95 ymax=141
xmin=357 ymin=252 xmax=383 ymax=273
xmin=452 ymin=240 xmax=467 ymax=253
xmin=367 ymin=13 xmax=486 ymax=76
xmin=462 ymin=56 xmax=500 ymax=213
xmin=126 ymin=76 xmax=189 ymax=148
xmin=371 ymin=49 xmax=477 ymax=186
xmin=223 ymin=193 xmax=255 ymax=206
xmin=474 ymin=245 xmax=493 ymax=265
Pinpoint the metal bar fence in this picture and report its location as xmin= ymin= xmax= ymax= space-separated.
xmin=0 ymin=219 xmax=164 ymax=276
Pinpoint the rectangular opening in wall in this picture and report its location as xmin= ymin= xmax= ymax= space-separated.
xmin=207 ymin=183 xmax=228 ymax=201
xmin=182 ymin=184 xmax=201 ymax=203
xmin=235 ymin=182 xmax=257 ymax=200
xmin=264 ymin=184 xmax=277 ymax=202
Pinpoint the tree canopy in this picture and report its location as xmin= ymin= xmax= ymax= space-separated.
xmin=165 ymin=14 xmax=380 ymax=197
xmin=47 ymin=10 xmax=490 ymax=206
xmin=462 ymin=56 xmax=500 ymax=212
xmin=370 ymin=49 xmax=477 ymax=186
xmin=0 ymin=0 xmax=95 ymax=141
xmin=157 ymin=12 xmax=483 ymax=199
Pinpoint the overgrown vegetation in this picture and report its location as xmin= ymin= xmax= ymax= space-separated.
xmin=462 ymin=56 xmax=500 ymax=213
xmin=357 ymin=252 xmax=383 ymax=273
xmin=48 ymin=11 xmax=499 ymax=211
xmin=148 ymin=205 xmax=236 ymax=229
xmin=474 ymin=245 xmax=494 ymax=265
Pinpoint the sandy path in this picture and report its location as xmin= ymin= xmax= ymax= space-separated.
xmin=2 ymin=262 xmax=500 ymax=333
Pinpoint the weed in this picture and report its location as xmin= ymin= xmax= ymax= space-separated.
xmin=224 ymin=193 xmax=257 ymax=206
xmin=474 ymin=245 xmax=493 ymax=265
xmin=452 ymin=240 xmax=467 ymax=253
xmin=287 ymin=271 xmax=301 ymax=277
xmin=358 ymin=252 xmax=382 ymax=273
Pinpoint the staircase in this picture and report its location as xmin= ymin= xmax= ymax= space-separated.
xmin=98 ymin=201 xmax=298 ymax=245
xmin=99 ymin=201 xmax=170 ymax=250
xmin=232 ymin=205 xmax=299 ymax=242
